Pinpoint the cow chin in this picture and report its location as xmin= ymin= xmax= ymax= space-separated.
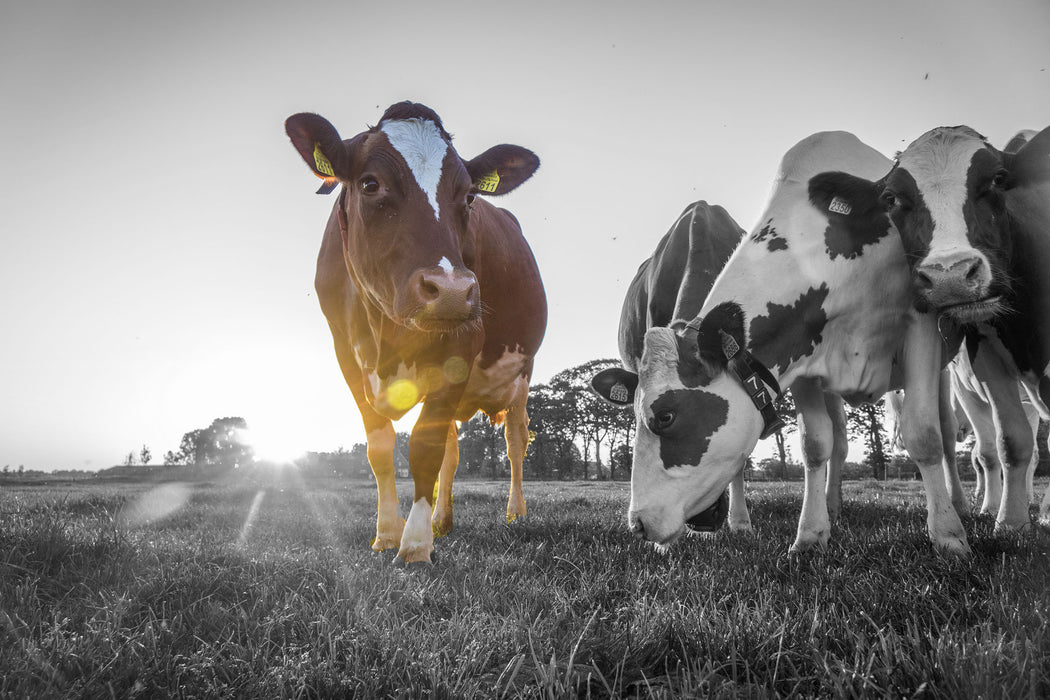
xmin=936 ymin=295 xmax=1004 ymax=325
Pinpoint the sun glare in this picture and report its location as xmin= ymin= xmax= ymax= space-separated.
xmin=238 ymin=427 xmax=305 ymax=465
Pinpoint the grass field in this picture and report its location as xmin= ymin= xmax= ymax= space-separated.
xmin=2 ymin=471 xmax=1049 ymax=699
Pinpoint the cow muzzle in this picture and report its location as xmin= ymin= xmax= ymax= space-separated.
xmin=402 ymin=266 xmax=480 ymax=332
xmin=913 ymin=252 xmax=1001 ymax=323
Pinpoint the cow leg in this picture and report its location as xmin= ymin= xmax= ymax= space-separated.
xmin=330 ymin=339 xmax=405 ymax=552
xmin=504 ymin=388 xmax=529 ymax=523
xmin=1023 ymin=403 xmax=1040 ymax=503
xmin=431 ymin=422 xmax=459 ymax=538
xmin=899 ymin=317 xmax=969 ymax=556
xmin=727 ymin=466 xmax=752 ymax=533
xmin=955 ymin=386 xmax=1001 ymax=515
xmin=1041 ymin=427 xmax=1050 ymax=523
xmin=824 ymin=393 xmax=847 ymax=525
xmin=972 ymin=452 xmax=985 ymax=508
xmin=364 ymin=419 xmax=405 ymax=552
xmin=399 ymin=401 xmax=459 ymax=564
xmin=983 ymin=379 xmax=1035 ymax=532
xmin=938 ymin=370 xmax=968 ymax=517
xmin=790 ymin=378 xmax=832 ymax=553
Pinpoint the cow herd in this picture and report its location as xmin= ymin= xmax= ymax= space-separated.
xmin=286 ymin=101 xmax=1050 ymax=564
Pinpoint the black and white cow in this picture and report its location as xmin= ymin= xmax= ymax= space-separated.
xmin=594 ymin=131 xmax=967 ymax=555
xmin=593 ymin=200 xmax=849 ymax=533
xmin=819 ymin=125 xmax=1050 ymax=530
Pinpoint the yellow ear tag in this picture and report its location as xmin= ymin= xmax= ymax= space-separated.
xmin=313 ymin=142 xmax=335 ymax=177
xmin=476 ymin=170 xmax=500 ymax=193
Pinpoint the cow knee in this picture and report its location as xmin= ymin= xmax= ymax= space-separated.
xmin=901 ymin=423 xmax=942 ymax=467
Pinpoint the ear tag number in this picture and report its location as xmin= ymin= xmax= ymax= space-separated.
xmin=719 ymin=330 xmax=740 ymax=360
xmin=610 ymin=383 xmax=630 ymax=403
xmin=313 ymin=143 xmax=335 ymax=177
xmin=829 ymin=197 xmax=852 ymax=215
xmin=476 ymin=170 xmax=500 ymax=193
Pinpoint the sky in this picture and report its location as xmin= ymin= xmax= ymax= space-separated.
xmin=2 ymin=0 xmax=1049 ymax=471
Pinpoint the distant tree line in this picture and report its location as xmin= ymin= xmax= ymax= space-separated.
xmin=149 ymin=360 xmax=1050 ymax=484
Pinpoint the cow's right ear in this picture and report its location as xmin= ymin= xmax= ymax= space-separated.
xmin=1005 ymin=124 xmax=1050 ymax=188
xmin=591 ymin=367 xmax=638 ymax=406
xmin=285 ymin=113 xmax=351 ymax=190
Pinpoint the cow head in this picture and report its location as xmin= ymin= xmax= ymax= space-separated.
xmin=286 ymin=102 xmax=539 ymax=333
xmin=592 ymin=302 xmax=765 ymax=545
xmin=880 ymin=125 xmax=1050 ymax=323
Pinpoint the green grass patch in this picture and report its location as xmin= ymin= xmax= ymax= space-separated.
xmin=2 ymin=475 xmax=1048 ymax=698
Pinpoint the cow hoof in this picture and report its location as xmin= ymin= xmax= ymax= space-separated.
xmin=993 ymin=519 xmax=1032 ymax=535
xmin=371 ymin=535 xmax=402 ymax=552
xmin=727 ymin=521 xmax=754 ymax=534
xmin=397 ymin=545 xmax=434 ymax=565
xmin=371 ymin=518 xmax=406 ymax=552
xmin=789 ymin=531 xmax=828 ymax=554
xmin=432 ymin=513 xmax=453 ymax=538
xmin=506 ymin=500 xmax=527 ymax=524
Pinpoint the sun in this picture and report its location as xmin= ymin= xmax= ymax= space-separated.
xmin=238 ymin=426 xmax=305 ymax=465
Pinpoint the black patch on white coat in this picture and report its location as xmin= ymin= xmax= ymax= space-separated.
xmin=749 ymin=284 xmax=831 ymax=375
xmin=752 ymin=220 xmax=789 ymax=252
xmin=651 ymin=388 xmax=730 ymax=468
xmin=808 ymin=171 xmax=892 ymax=260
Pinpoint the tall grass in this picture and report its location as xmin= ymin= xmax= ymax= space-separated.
xmin=1 ymin=474 xmax=1048 ymax=698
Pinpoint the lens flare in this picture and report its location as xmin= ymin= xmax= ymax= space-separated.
xmin=119 ymin=483 xmax=192 ymax=525
xmin=388 ymin=379 xmax=419 ymax=410
xmin=443 ymin=356 xmax=469 ymax=384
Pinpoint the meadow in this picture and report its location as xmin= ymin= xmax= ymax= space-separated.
xmin=1 ymin=471 xmax=1049 ymax=699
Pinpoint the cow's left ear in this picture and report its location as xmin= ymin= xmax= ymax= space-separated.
xmin=464 ymin=145 xmax=540 ymax=195
xmin=807 ymin=171 xmax=883 ymax=215
xmin=591 ymin=367 xmax=638 ymax=406
xmin=690 ymin=302 xmax=746 ymax=371
xmin=1003 ymin=125 xmax=1050 ymax=188
xmin=285 ymin=113 xmax=351 ymax=193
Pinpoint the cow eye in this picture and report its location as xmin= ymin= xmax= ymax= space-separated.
xmin=466 ymin=192 xmax=476 ymax=207
xmin=649 ymin=409 xmax=676 ymax=434
xmin=360 ymin=177 xmax=380 ymax=195
xmin=991 ymin=170 xmax=1009 ymax=189
xmin=880 ymin=189 xmax=902 ymax=210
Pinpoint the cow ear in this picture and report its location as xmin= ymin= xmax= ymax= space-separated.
xmin=1004 ymin=125 xmax=1050 ymax=188
xmin=285 ymin=113 xmax=351 ymax=190
xmin=689 ymin=302 xmax=746 ymax=371
xmin=808 ymin=171 xmax=883 ymax=215
xmin=464 ymin=145 xmax=540 ymax=195
xmin=591 ymin=367 xmax=638 ymax=406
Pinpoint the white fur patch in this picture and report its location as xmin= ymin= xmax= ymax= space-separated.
xmin=381 ymin=119 xmax=448 ymax=221
xmin=898 ymin=128 xmax=986 ymax=257
xmin=438 ymin=256 xmax=454 ymax=274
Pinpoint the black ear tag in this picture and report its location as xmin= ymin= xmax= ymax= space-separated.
xmin=315 ymin=178 xmax=338 ymax=195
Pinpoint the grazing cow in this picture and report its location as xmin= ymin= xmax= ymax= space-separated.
xmin=819 ymin=125 xmax=1050 ymax=529
xmin=592 ymin=201 xmax=849 ymax=532
xmin=285 ymin=102 xmax=546 ymax=563
xmin=593 ymin=131 xmax=967 ymax=555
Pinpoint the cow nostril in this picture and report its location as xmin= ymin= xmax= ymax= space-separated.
xmin=964 ymin=258 xmax=984 ymax=284
xmin=419 ymin=278 xmax=440 ymax=301
xmin=915 ymin=270 xmax=934 ymax=290
xmin=629 ymin=516 xmax=646 ymax=540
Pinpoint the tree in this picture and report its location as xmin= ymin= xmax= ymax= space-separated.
xmin=846 ymin=400 xmax=889 ymax=480
xmin=771 ymin=392 xmax=800 ymax=478
xmin=139 ymin=444 xmax=152 ymax=466
xmin=124 ymin=451 xmax=136 ymax=467
xmin=174 ymin=417 xmax=254 ymax=469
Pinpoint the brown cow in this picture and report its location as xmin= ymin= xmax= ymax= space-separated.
xmin=285 ymin=102 xmax=546 ymax=563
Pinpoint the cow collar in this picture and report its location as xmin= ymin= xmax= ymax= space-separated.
xmin=685 ymin=321 xmax=785 ymax=440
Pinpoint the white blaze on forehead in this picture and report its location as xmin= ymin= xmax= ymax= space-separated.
xmin=899 ymin=127 xmax=987 ymax=254
xmin=381 ymin=118 xmax=449 ymax=221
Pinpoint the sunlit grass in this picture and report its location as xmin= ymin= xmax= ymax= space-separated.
xmin=1 ymin=476 xmax=1048 ymax=698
